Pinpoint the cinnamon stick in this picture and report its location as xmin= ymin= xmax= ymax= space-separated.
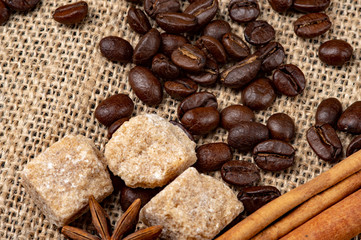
xmin=253 ymin=170 xmax=361 ymax=240
xmin=280 ymin=188 xmax=361 ymax=240
xmin=216 ymin=150 xmax=361 ymax=240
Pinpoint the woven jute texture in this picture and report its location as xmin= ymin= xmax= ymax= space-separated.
xmin=1 ymin=0 xmax=360 ymax=239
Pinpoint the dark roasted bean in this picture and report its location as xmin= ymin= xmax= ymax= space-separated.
xmin=156 ymin=12 xmax=197 ymax=34
xmin=144 ymin=0 xmax=180 ymax=18
xmin=4 ymin=0 xmax=40 ymax=11
xmin=228 ymin=0 xmax=260 ymax=23
xmin=293 ymin=12 xmax=331 ymax=38
xmin=99 ymin=36 xmax=133 ymax=63
xmin=244 ymin=20 xmax=275 ymax=46
xmin=186 ymin=59 xmax=219 ymax=86
xmin=273 ymin=64 xmax=306 ymax=97
xmin=127 ymin=7 xmax=151 ymax=34
xmin=120 ymin=184 xmax=161 ymax=210
xmin=268 ymin=0 xmax=292 ymax=12
xmin=171 ymin=44 xmax=206 ymax=72
xmin=319 ymin=40 xmax=353 ymax=66
xmin=228 ymin=122 xmax=269 ymax=151
xmin=160 ymin=33 xmax=189 ymax=57
xmin=108 ymin=118 xmax=130 ymax=139
xmin=53 ymin=1 xmax=88 ymax=25
xmin=222 ymin=33 xmax=250 ymax=61
xmin=180 ymin=107 xmax=220 ymax=135
xmin=241 ymin=78 xmax=276 ymax=110
xmin=221 ymin=160 xmax=260 ymax=186
xmin=203 ymin=20 xmax=232 ymax=41
xmin=255 ymin=41 xmax=285 ymax=72
xmin=133 ymin=28 xmax=161 ymax=65
xmin=293 ymin=0 xmax=330 ymax=13
xmin=164 ymin=78 xmax=198 ymax=100
xmin=337 ymin=101 xmax=361 ymax=134
xmin=267 ymin=113 xmax=295 ymax=142
xmin=195 ymin=142 xmax=232 ymax=172
xmin=151 ymin=53 xmax=180 ymax=79
xmin=195 ymin=36 xmax=227 ymax=64
xmin=316 ymin=98 xmax=342 ymax=128
xmin=169 ymin=120 xmax=194 ymax=141
xmin=178 ymin=92 xmax=218 ymax=118
xmin=221 ymin=105 xmax=255 ymax=130
xmin=0 ymin=1 xmax=10 ymax=24
xmin=346 ymin=135 xmax=361 ymax=157
xmin=184 ymin=0 xmax=218 ymax=29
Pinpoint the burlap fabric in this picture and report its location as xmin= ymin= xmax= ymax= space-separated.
xmin=1 ymin=0 xmax=360 ymax=239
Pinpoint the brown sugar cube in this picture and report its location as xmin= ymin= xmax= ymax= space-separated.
xmin=21 ymin=135 xmax=113 ymax=227
xmin=105 ymin=114 xmax=197 ymax=188
xmin=140 ymin=167 xmax=243 ymax=239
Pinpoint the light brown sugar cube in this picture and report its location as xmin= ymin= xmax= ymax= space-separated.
xmin=21 ymin=135 xmax=113 ymax=227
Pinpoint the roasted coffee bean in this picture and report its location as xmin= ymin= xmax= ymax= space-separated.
xmin=228 ymin=0 xmax=260 ymax=23
xmin=133 ymin=28 xmax=161 ymax=65
xmin=53 ymin=1 xmax=88 ymax=25
xmin=160 ymin=33 xmax=189 ymax=57
xmin=178 ymin=92 xmax=218 ymax=118
xmin=203 ymin=20 xmax=232 ymax=41
xmin=3 ymin=0 xmax=40 ymax=11
xmin=273 ymin=64 xmax=306 ymax=97
xmin=220 ymin=55 xmax=261 ymax=88
xmin=108 ymin=117 xmax=130 ymax=139
xmin=268 ymin=0 xmax=292 ymax=12
xmin=169 ymin=120 xmax=194 ymax=141
xmin=0 ymin=1 xmax=10 ymax=25
xmin=156 ymin=12 xmax=197 ymax=34
xmin=195 ymin=36 xmax=227 ymax=64
xmin=195 ymin=142 xmax=232 ymax=172
xmin=164 ymin=78 xmax=198 ymax=100
xmin=346 ymin=135 xmax=361 ymax=157
xmin=307 ymin=123 xmax=342 ymax=162
xmin=99 ymin=36 xmax=133 ymax=63
xmin=244 ymin=20 xmax=275 ymax=46
xmin=128 ymin=66 xmax=163 ymax=106
xmin=255 ymin=41 xmax=285 ymax=73
xmin=294 ymin=13 xmax=331 ymax=38
xmin=186 ymin=59 xmax=219 ymax=86
xmin=253 ymin=140 xmax=295 ymax=171
xmin=184 ymin=0 xmax=218 ymax=29
xmin=316 ymin=98 xmax=342 ymax=128
xmin=95 ymin=94 xmax=134 ymax=127
xmin=171 ymin=44 xmax=206 ymax=72
xmin=221 ymin=105 xmax=255 ymax=130
xmin=221 ymin=160 xmax=260 ymax=186
xmin=241 ymin=78 xmax=276 ymax=110
xmin=180 ymin=107 xmax=220 ymax=135
xmin=144 ymin=0 xmax=180 ymax=18
xmin=151 ymin=53 xmax=180 ymax=79
xmin=127 ymin=7 xmax=151 ymax=34
xmin=238 ymin=186 xmax=281 ymax=214
xmin=337 ymin=101 xmax=361 ymax=134
xmin=228 ymin=122 xmax=269 ymax=151
xmin=293 ymin=0 xmax=330 ymax=13
xmin=267 ymin=113 xmax=295 ymax=142
xmin=120 ymin=184 xmax=161 ymax=210
xmin=222 ymin=33 xmax=250 ymax=61
xmin=319 ymin=40 xmax=353 ymax=66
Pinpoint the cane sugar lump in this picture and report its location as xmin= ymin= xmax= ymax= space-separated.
xmin=140 ymin=167 xmax=243 ymax=239
xmin=21 ymin=135 xmax=113 ymax=227
xmin=105 ymin=114 xmax=197 ymax=188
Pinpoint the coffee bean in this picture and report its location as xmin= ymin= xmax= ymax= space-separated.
xmin=228 ymin=0 xmax=260 ymax=23
xmin=169 ymin=120 xmax=194 ymax=141
xmin=184 ymin=0 xmax=218 ymax=29
xmin=268 ymin=0 xmax=292 ymax=12
xmin=195 ymin=36 xmax=227 ymax=64
xmin=99 ymin=36 xmax=133 ymax=63
xmin=293 ymin=0 xmax=330 ymax=13
xmin=186 ymin=58 xmax=219 ymax=86
xmin=120 ymin=184 xmax=161 ymax=210
xmin=53 ymin=1 xmax=88 ymax=25
xmin=307 ymin=123 xmax=342 ymax=162
xmin=316 ymin=98 xmax=342 ymax=128
xmin=127 ymin=7 xmax=151 ymax=34
xmin=337 ymin=101 xmax=361 ymax=134
xmin=228 ymin=122 xmax=269 ymax=151
xmin=195 ymin=142 xmax=232 ymax=172
xmin=164 ymin=78 xmax=198 ymax=100
xmin=151 ymin=53 xmax=180 ymax=79
xmin=238 ymin=186 xmax=281 ymax=214
xmin=171 ymin=44 xmax=206 ymax=72
xmin=180 ymin=107 xmax=220 ymax=135
xmin=241 ymin=78 xmax=276 ymax=110
xmin=95 ymin=94 xmax=134 ymax=127
xmin=267 ymin=113 xmax=295 ymax=142
xmin=3 ymin=0 xmax=40 ymax=11
xmin=222 ymin=33 xmax=250 ymax=61
xmin=108 ymin=118 xmax=130 ymax=139
xmin=221 ymin=160 xmax=260 ymax=186
xmin=128 ymin=66 xmax=163 ymax=106
xmin=178 ymin=91 xmax=218 ymax=118
xmin=144 ymin=0 xmax=180 ymax=18
xmin=319 ymin=40 xmax=353 ymax=66
xmin=273 ymin=64 xmax=306 ymax=97
xmin=156 ymin=12 xmax=198 ymax=34
xmin=346 ymin=135 xmax=361 ymax=157
xmin=294 ymin=12 xmax=331 ymax=38
xmin=253 ymin=140 xmax=295 ymax=171
xmin=160 ymin=33 xmax=189 ymax=57
xmin=220 ymin=55 xmax=261 ymax=88
xmin=0 ymin=1 xmax=10 ymax=25
xmin=221 ymin=105 xmax=255 ymax=130
xmin=244 ymin=20 xmax=275 ymax=46
xmin=255 ymin=41 xmax=285 ymax=72
xmin=203 ymin=20 xmax=232 ymax=41
xmin=133 ymin=28 xmax=161 ymax=65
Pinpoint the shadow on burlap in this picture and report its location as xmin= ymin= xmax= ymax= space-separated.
xmin=0 ymin=0 xmax=360 ymax=239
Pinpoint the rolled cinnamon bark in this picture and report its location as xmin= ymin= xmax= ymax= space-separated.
xmin=216 ymin=150 xmax=361 ymax=240
xmin=280 ymin=188 xmax=361 ymax=240
xmin=253 ymin=170 xmax=361 ymax=239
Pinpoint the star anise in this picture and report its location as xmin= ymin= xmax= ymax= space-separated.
xmin=61 ymin=195 xmax=162 ymax=240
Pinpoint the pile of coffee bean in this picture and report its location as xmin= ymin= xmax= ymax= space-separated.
xmin=0 ymin=0 xmax=41 ymax=25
